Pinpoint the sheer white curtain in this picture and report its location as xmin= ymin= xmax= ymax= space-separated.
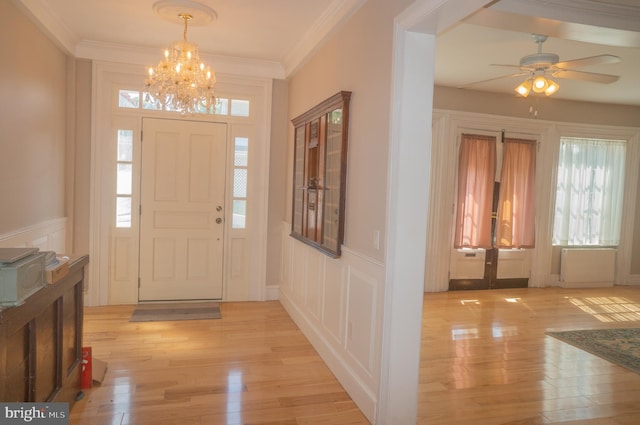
xmin=553 ymin=137 xmax=626 ymax=246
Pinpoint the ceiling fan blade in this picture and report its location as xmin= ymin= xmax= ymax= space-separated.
xmin=551 ymin=69 xmax=619 ymax=84
xmin=458 ymin=72 xmax=529 ymax=89
xmin=490 ymin=64 xmax=525 ymax=69
xmin=554 ymin=54 xmax=621 ymax=69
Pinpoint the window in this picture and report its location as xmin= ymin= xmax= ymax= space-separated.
xmin=118 ymin=90 xmax=140 ymax=109
xmin=117 ymin=89 xmax=247 ymax=118
xmin=142 ymin=93 xmax=163 ymax=110
xmin=116 ymin=130 xmax=134 ymax=227
xmin=232 ymin=137 xmax=248 ymax=228
xmin=230 ymin=99 xmax=250 ymax=117
xmin=552 ymin=137 xmax=626 ymax=246
xmin=215 ymin=98 xmax=229 ymax=115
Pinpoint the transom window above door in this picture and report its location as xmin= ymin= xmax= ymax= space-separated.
xmin=117 ymin=89 xmax=250 ymax=117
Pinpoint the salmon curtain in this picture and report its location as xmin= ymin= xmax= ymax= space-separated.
xmin=496 ymin=138 xmax=536 ymax=248
xmin=453 ymin=134 xmax=496 ymax=249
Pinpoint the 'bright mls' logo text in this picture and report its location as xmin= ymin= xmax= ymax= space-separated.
xmin=1 ymin=403 xmax=68 ymax=424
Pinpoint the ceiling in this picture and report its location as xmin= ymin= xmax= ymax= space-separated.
xmin=15 ymin=0 xmax=640 ymax=106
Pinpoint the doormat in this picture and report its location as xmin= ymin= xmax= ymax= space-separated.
xmin=129 ymin=302 xmax=221 ymax=322
xmin=546 ymin=327 xmax=640 ymax=375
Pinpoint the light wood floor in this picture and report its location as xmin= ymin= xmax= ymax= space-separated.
xmin=71 ymin=286 xmax=640 ymax=425
xmin=70 ymin=301 xmax=370 ymax=425
xmin=419 ymin=286 xmax=640 ymax=425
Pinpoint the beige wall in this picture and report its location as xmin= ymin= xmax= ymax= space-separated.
xmin=434 ymin=85 xmax=640 ymax=127
xmin=0 ymin=1 xmax=68 ymax=235
xmin=267 ymin=79 xmax=289 ymax=285
xmin=433 ymin=85 xmax=640 ymax=277
xmin=287 ymin=0 xmax=413 ymax=262
xmin=72 ymin=59 xmax=92 ymax=255
xmin=282 ymin=1 xmax=414 ymax=418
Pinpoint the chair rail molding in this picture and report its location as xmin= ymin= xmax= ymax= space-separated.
xmin=0 ymin=217 xmax=67 ymax=253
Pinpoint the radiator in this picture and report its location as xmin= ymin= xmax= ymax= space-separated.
xmin=560 ymin=248 xmax=616 ymax=288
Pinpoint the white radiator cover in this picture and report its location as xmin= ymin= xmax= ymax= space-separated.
xmin=560 ymin=248 xmax=616 ymax=288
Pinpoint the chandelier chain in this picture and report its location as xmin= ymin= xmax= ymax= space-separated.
xmin=180 ymin=13 xmax=191 ymax=41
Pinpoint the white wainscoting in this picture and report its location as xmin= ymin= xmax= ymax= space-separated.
xmin=0 ymin=218 xmax=67 ymax=253
xmin=279 ymin=222 xmax=384 ymax=423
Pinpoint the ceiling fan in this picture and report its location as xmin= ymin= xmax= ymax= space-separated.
xmin=461 ymin=34 xmax=621 ymax=97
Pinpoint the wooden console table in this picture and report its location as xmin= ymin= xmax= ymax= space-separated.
xmin=0 ymin=254 xmax=89 ymax=404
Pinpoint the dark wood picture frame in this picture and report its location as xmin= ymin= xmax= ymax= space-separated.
xmin=291 ymin=91 xmax=351 ymax=258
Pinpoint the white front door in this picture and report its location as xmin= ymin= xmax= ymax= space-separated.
xmin=139 ymin=118 xmax=227 ymax=301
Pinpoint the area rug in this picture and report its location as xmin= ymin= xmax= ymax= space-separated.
xmin=546 ymin=328 xmax=640 ymax=374
xmin=129 ymin=302 xmax=221 ymax=322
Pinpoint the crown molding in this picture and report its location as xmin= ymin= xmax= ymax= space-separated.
xmin=465 ymin=7 xmax=640 ymax=48
xmin=282 ymin=0 xmax=367 ymax=78
xmin=76 ymin=40 xmax=285 ymax=79
xmin=14 ymin=0 xmax=78 ymax=54
xmin=492 ymin=0 xmax=640 ymax=32
xmin=15 ymin=0 xmax=363 ymax=80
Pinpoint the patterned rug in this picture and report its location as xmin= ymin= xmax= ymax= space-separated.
xmin=129 ymin=302 xmax=221 ymax=322
xmin=547 ymin=327 xmax=640 ymax=374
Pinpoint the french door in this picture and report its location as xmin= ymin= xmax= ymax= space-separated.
xmin=449 ymin=132 xmax=536 ymax=291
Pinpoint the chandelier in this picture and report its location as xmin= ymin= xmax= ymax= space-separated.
xmin=145 ymin=12 xmax=216 ymax=114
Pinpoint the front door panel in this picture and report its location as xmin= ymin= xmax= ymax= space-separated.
xmin=139 ymin=118 xmax=227 ymax=301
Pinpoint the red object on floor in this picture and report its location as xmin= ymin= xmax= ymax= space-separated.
xmin=81 ymin=347 xmax=92 ymax=389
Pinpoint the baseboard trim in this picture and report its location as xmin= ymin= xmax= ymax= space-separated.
xmin=626 ymin=275 xmax=640 ymax=285
xmin=279 ymin=289 xmax=376 ymax=423
xmin=264 ymin=284 xmax=279 ymax=300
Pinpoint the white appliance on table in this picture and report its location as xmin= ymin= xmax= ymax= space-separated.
xmin=0 ymin=247 xmax=46 ymax=307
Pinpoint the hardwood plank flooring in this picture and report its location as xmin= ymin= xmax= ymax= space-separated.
xmin=419 ymin=286 xmax=640 ymax=425
xmin=72 ymin=286 xmax=640 ymax=424
xmin=70 ymin=301 xmax=369 ymax=425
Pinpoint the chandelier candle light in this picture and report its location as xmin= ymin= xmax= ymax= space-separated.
xmin=145 ymin=12 xmax=216 ymax=113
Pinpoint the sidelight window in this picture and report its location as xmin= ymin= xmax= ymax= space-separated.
xmin=232 ymin=137 xmax=249 ymax=229
xmin=115 ymin=129 xmax=134 ymax=228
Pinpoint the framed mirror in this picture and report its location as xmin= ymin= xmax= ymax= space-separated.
xmin=291 ymin=91 xmax=351 ymax=257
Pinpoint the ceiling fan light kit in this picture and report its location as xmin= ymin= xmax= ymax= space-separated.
xmin=544 ymin=79 xmax=559 ymax=96
xmin=532 ymin=73 xmax=549 ymax=91
xmin=515 ymin=79 xmax=532 ymax=97
xmin=515 ymin=69 xmax=561 ymax=98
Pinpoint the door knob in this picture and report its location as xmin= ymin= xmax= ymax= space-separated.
xmin=216 ymin=217 xmax=223 ymax=224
